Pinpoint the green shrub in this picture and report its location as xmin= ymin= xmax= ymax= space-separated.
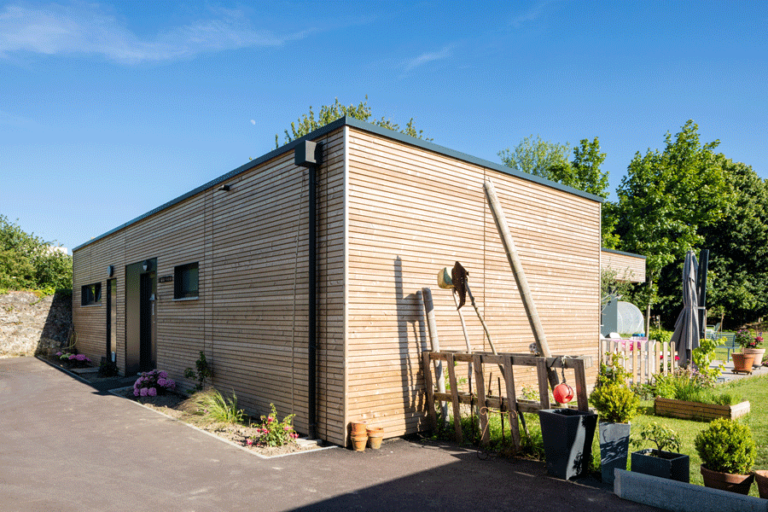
xmin=188 ymin=389 xmax=244 ymax=425
xmin=694 ymin=418 xmax=755 ymax=474
xmin=590 ymin=383 xmax=639 ymax=423
xmin=649 ymin=327 xmax=673 ymax=343
xmin=632 ymin=422 xmax=682 ymax=453
xmin=249 ymin=403 xmax=297 ymax=447
xmin=184 ymin=351 xmax=213 ymax=392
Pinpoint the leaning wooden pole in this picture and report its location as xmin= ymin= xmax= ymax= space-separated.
xmin=422 ymin=287 xmax=448 ymax=426
xmin=483 ymin=179 xmax=559 ymax=387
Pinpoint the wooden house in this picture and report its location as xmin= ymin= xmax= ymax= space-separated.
xmin=72 ymin=116 xmax=603 ymax=446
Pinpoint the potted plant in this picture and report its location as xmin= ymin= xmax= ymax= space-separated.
xmin=538 ymin=408 xmax=597 ymax=480
xmin=694 ymin=418 xmax=756 ymax=495
xmin=732 ymin=329 xmax=757 ymax=372
xmin=743 ymin=333 xmax=764 ymax=368
xmin=589 ymin=353 xmax=640 ymax=485
xmin=631 ymin=422 xmax=689 ymax=482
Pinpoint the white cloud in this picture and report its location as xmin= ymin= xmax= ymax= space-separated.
xmin=250 ymin=119 xmax=256 ymax=125
xmin=509 ymin=1 xmax=551 ymax=28
xmin=403 ymin=45 xmax=452 ymax=72
xmin=0 ymin=3 xmax=308 ymax=64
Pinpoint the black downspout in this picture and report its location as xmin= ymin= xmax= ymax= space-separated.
xmin=295 ymin=140 xmax=321 ymax=440
xmin=697 ymin=249 xmax=709 ymax=342
xmin=307 ymin=163 xmax=317 ymax=440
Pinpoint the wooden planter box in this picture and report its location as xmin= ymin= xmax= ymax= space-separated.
xmin=654 ymin=397 xmax=750 ymax=421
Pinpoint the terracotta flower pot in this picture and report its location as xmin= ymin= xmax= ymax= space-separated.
xmin=350 ymin=421 xmax=368 ymax=435
xmin=743 ymin=348 xmax=765 ymax=368
xmin=754 ymin=470 xmax=768 ymax=499
xmin=366 ymin=427 xmax=383 ymax=436
xmin=732 ymin=352 xmax=756 ymax=373
xmin=368 ymin=432 xmax=384 ymax=450
xmin=350 ymin=434 xmax=368 ymax=452
xmin=700 ymin=465 xmax=754 ymax=495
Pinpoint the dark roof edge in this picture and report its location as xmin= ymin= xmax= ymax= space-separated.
xmin=343 ymin=116 xmax=605 ymax=203
xmin=73 ymin=118 xmax=348 ymax=252
xmin=601 ymin=247 xmax=646 ymax=260
xmin=75 ymin=115 xmax=603 ymax=252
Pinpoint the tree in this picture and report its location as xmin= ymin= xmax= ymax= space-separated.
xmin=498 ymin=135 xmax=571 ymax=179
xmin=611 ymin=121 xmax=733 ymax=329
xmin=276 ymin=96 xmax=430 ymax=148
xmin=0 ymin=215 xmax=72 ymax=293
xmin=699 ymin=158 xmax=768 ymax=328
xmin=499 ymin=135 xmax=615 ymax=245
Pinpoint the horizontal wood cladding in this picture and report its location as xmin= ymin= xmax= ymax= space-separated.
xmin=345 ymin=128 xmax=601 ymax=438
xmin=71 ymin=128 xmax=346 ymax=445
xmin=601 ymin=250 xmax=646 ymax=283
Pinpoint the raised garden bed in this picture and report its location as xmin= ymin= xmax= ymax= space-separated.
xmin=654 ymin=397 xmax=750 ymax=421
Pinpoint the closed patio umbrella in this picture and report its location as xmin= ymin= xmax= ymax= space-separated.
xmin=671 ymin=250 xmax=700 ymax=367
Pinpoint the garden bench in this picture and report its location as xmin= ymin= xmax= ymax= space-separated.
xmin=715 ymin=332 xmax=738 ymax=362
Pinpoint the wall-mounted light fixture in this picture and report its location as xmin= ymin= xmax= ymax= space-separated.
xmin=218 ymin=184 xmax=231 ymax=192
xmin=142 ymin=259 xmax=152 ymax=272
xmin=107 ymin=265 xmax=114 ymax=277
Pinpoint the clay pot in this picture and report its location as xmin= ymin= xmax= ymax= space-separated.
xmin=732 ymin=353 xmax=756 ymax=373
xmin=368 ymin=433 xmax=384 ymax=450
xmin=754 ymin=470 xmax=768 ymax=499
xmin=350 ymin=421 xmax=367 ymax=435
xmin=350 ymin=434 xmax=368 ymax=452
xmin=744 ymin=348 xmax=765 ymax=368
xmin=366 ymin=427 xmax=384 ymax=437
xmin=700 ymin=465 xmax=754 ymax=495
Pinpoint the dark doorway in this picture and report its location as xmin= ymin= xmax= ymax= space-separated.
xmin=106 ymin=278 xmax=117 ymax=363
xmin=126 ymin=259 xmax=156 ymax=374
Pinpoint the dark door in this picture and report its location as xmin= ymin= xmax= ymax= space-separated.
xmin=126 ymin=259 xmax=156 ymax=375
xmin=106 ymin=279 xmax=117 ymax=363
xmin=139 ymin=272 xmax=156 ymax=371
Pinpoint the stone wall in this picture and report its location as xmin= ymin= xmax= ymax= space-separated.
xmin=0 ymin=291 xmax=73 ymax=357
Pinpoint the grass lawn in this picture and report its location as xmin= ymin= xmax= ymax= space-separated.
xmin=441 ymin=374 xmax=768 ymax=497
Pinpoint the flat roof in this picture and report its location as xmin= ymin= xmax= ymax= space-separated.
xmin=601 ymin=248 xmax=646 ymax=260
xmin=74 ymin=116 xmax=604 ymax=252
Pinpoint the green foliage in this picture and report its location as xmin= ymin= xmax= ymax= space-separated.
xmin=250 ymin=403 xmax=297 ymax=447
xmin=692 ymin=338 xmax=724 ymax=385
xmin=0 ymin=215 xmax=72 ymax=293
xmin=189 ymin=389 xmax=245 ymax=425
xmin=499 ymin=135 xmax=571 ymax=180
xmin=653 ymin=368 xmax=741 ymax=406
xmin=601 ymin=267 xmax=635 ymax=301
xmin=694 ymin=418 xmax=756 ymax=474
xmin=276 ymin=96 xmax=431 ymax=148
xmin=701 ymin=159 xmax=768 ymax=327
xmin=590 ymin=383 xmax=639 ymax=423
xmin=610 ymin=121 xmax=733 ymax=325
xmin=591 ymin=353 xmax=639 ymax=423
xmin=632 ymin=422 xmax=682 ymax=453
xmin=649 ymin=327 xmax=673 ymax=343
xmin=184 ymin=351 xmax=212 ymax=392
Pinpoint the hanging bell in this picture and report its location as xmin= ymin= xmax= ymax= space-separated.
xmin=553 ymin=382 xmax=574 ymax=404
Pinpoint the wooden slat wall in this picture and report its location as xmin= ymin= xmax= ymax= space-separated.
xmin=72 ymin=128 xmax=346 ymax=445
xmin=345 ymin=128 xmax=602 ymax=438
xmin=601 ymin=249 xmax=646 ymax=283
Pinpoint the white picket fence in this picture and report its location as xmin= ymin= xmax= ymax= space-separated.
xmin=599 ymin=338 xmax=679 ymax=385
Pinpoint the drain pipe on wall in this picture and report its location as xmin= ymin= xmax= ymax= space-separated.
xmin=295 ymin=140 xmax=322 ymax=440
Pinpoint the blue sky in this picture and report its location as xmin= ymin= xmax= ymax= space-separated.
xmin=2 ymin=1 xmax=766 ymax=252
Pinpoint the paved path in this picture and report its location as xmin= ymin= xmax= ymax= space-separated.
xmin=0 ymin=357 xmax=659 ymax=512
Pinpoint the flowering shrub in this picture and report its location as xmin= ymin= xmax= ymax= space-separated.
xmin=249 ymin=403 xmax=298 ymax=447
xmin=57 ymin=351 xmax=91 ymax=368
xmin=133 ymin=369 xmax=176 ymax=397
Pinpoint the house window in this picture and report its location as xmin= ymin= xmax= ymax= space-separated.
xmin=81 ymin=282 xmax=102 ymax=306
xmin=174 ymin=262 xmax=199 ymax=299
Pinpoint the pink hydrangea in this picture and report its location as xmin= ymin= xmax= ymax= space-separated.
xmin=165 ymin=379 xmax=175 ymax=390
xmin=134 ymin=388 xmax=140 ymax=397
xmin=56 ymin=352 xmax=62 ymax=356
xmin=157 ymin=378 xmax=167 ymax=387
xmin=69 ymin=354 xmax=76 ymax=360
xmin=158 ymin=371 xmax=168 ymax=379
xmin=75 ymin=354 xmax=86 ymax=361
xmin=140 ymin=388 xmax=149 ymax=397
xmin=147 ymin=387 xmax=157 ymax=397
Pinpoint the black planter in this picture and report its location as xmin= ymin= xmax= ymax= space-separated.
xmin=539 ymin=408 xmax=597 ymax=480
xmin=599 ymin=421 xmax=631 ymax=485
xmin=631 ymin=449 xmax=690 ymax=483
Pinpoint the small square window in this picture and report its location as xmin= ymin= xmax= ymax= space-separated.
xmin=81 ymin=282 xmax=102 ymax=306
xmin=174 ymin=262 xmax=199 ymax=299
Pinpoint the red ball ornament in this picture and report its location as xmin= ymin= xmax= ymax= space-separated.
xmin=553 ymin=382 xmax=574 ymax=404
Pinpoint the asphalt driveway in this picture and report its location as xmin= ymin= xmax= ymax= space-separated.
xmin=0 ymin=357 xmax=659 ymax=512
